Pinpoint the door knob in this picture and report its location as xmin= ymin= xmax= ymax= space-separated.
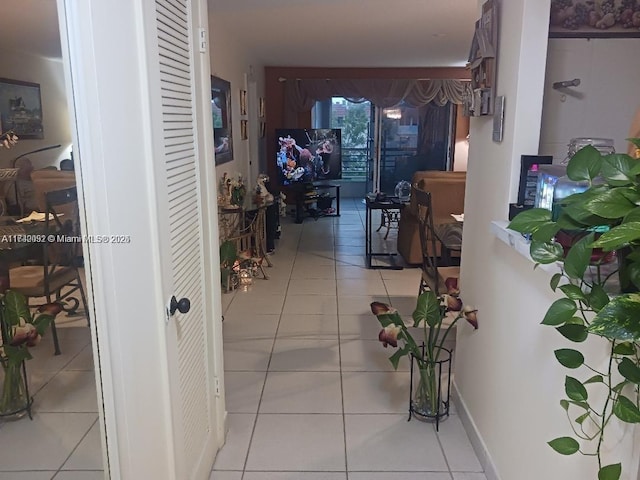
xmin=169 ymin=296 xmax=191 ymax=316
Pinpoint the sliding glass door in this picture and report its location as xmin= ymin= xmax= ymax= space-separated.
xmin=378 ymin=102 xmax=454 ymax=195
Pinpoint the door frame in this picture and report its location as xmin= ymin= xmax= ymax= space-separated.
xmin=56 ymin=0 xmax=226 ymax=477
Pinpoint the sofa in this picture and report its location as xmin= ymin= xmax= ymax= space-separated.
xmin=397 ymin=171 xmax=466 ymax=265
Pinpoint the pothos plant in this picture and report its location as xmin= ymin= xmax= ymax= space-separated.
xmin=508 ymin=139 xmax=640 ymax=480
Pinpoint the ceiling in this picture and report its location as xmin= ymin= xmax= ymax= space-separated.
xmin=208 ymin=0 xmax=478 ymax=67
xmin=0 ymin=0 xmax=477 ymax=68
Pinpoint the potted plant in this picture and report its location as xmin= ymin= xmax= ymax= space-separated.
xmin=0 ymin=291 xmax=62 ymax=417
xmin=508 ymin=139 xmax=640 ymax=480
xmin=220 ymin=239 xmax=239 ymax=292
xmin=370 ymin=280 xmax=478 ymax=427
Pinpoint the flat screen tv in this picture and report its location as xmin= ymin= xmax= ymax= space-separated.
xmin=276 ymin=128 xmax=342 ymax=185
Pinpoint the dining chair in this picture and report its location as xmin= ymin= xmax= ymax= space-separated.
xmin=9 ymin=186 xmax=89 ymax=355
xmin=413 ymin=182 xmax=460 ymax=296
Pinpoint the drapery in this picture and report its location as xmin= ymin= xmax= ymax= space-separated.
xmin=283 ymin=78 xmax=471 ymax=113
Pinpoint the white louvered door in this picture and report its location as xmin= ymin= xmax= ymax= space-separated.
xmin=154 ymin=0 xmax=218 ymax=477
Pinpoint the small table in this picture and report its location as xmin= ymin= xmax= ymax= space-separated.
xmin=432 ymin=216 xmax=463 ymax=266
xmin=365 ymin=196 xmax=407 ymax=269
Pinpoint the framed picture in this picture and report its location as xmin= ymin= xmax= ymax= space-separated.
xmin=259 ymin=121 xmax=266 ymax=138
xmin=0 ymin=78 xmax=44 ymax=139
xmin=259 ymin=97 xmax=265 ymax=118
xmin=211 ymin=76 xmax=233 ymax=165
xmin=240 ymin=120 xmax=248 ymax=140
xmin=550 ymin=0 xmax=640 ymax=38
xmin=239 ymin=89 xmax=247 ymax=116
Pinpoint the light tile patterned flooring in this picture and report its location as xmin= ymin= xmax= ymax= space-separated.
xmin=0 ymin=299 xmax=102 ymax=479
xmin=0 ymin=199 xmax=485 ymax=480
xmin=214 ymin=199 xmax=485 ymax=480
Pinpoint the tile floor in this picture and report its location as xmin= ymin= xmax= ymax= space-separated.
xmin=214 ymin=199 xmax=485 ymax=480
xmin=0 ymin=295 xmax=102 ymax=479
xmin=0 ymin=199 xmax=485 ymax=480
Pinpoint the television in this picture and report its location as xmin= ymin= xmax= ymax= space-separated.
xmin=276 ymin=128 xmax=342 ymax=185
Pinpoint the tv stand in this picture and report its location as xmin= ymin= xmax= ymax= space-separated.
xmin=292 ymin=183 xmax=340 ymax=223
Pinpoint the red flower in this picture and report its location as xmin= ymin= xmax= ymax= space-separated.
xmin=378 ymin=325 xmax=402 ymax=348
xmin=38 ymin=303 xmax=64 ymax=316
xmin=445 ymin=277 xmax=460 ymax=296
xmin=441 ymin=294 xmax=463 ymax=312
xmin=371 ymin=302 xmax=397 ymax=316
xmin=10 ymin=323 xmax=39 ymax=347
xmin=463 ymin=306 xmax=479 ymax=330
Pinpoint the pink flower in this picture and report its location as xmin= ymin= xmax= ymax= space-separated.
xmin=37 ymin=303 xmax=63 ymax=316
xmin=371 ymin=302 xmax=397 ymax=316
xmin=441 ymin=294 xmax=463 ymax=312
xmin=445 ymin=277 xmax=459 ymax=296
xmin=378 ymin=325 xmax=402 ymax=348
xmin=463 ymin=306 xmax=479 ymax=330
xmin=10 ymin=323 xmax=38 ymax=347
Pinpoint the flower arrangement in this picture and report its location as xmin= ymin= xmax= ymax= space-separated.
xmin=370 ymin=280 xmax=477 ymax=418
xmin=0 ymin=291 xmax=62 ymax=416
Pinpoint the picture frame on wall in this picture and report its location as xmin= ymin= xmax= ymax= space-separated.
xmin=211 ymin=75 xmax=233 ymax=165
xmin=0 ymin=78 xmax=44 ymax=139
xmin=259 ymin=97 xmax=265 ymax=118
xmin=239 ymin=89 xmax=247 ymax=116
xmin=240 ymin=120 xmax=248 ymax=140
xmin=550 ymin=0 xmax=640 ymax=38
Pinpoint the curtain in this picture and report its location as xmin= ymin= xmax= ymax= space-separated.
xmin=284 ymin=78 xmax=471 ymax=114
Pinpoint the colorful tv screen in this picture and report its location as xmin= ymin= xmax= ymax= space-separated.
xmin=276 ymin=128 xmax=342 ymax=185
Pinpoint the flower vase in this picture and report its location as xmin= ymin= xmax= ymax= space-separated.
xmin=0 ymin=360 xmax=31 ymax=419
xmin=409 ymin=346 xmax=451 ymax=430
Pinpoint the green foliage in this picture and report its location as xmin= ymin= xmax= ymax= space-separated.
xmin=509 ymin=141 xmax=640 ymax=478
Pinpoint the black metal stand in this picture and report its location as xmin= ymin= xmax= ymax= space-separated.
xmin=408 ymin=344 xmax=451 ymax=431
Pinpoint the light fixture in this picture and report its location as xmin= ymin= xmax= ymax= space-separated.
xmin=384 ymin=108 xmax=402 ymax=120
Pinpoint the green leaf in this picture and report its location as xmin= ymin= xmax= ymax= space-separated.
xmin=588 ymin=293 xmax=640 ymax=341
xmin=32 ymin=314 xmax=54 ymax=336
xmin=550 ymin=273 xmax=563 ymax=291
xmin=388 ymin=346 xmax=409 ymax=370
xmin=548 ymin=436 xmax=580 ymax=455
xmin=584 ymin=375 xmax=604 ymax=384
xmin=583 ymin=189 xmax=635 ymax=219
xmin=219 ymin=240 xmax=237 ymax=265
xmin=560 ymin=399 xmax=570 ymax=411
xmin=2 ymin=290 xmax=31 ymax=327
xmin=567 ymin=145 xmax=602 ymax=182
xmin=627 ymin=137 xmax=640 ymax=149
xmin=588 ymin=284 xmax=610 ymax=312
xmin=542 ymin=298 xmax=577 ymax=326
xmin=530 ymin=241 xmax=564 ymax=264
xmin=613 ymin=342 xmax=636 ymax=355
xmin=531 ymin=223 xmax=561 ymax=243
xmin=592 ymin=222 xmax=640 ymax=251
xmin=554 ymin=349 xmax=585 ymax=369
xmin=613 ymin=395 xmax=640 ymax=423
xmin=558 ymin=284 xmax=586 ymax=301
xmin=613 ymin=381 xmax=628 ymax=394
xmin=601 ymin=153 xmax=638 ymax=186
xmin=598 ymin=463 xmax=622 ymax=480
xmin=413 ymin=291 xmax=441 ymax=328
xmin=618 ymin=357 xmax=640 ymax=384
xmin=557 ymin=324 xmax=589 ymax=342
xmin=568 ymin=400 xmax=590 ymax=410
xmin=508 ymin=208 xmax=553 ymax=234
xmin=565 ymin=376 xmax=588 ymax=402
xmin=564 ymin=233 xmax=594 ymax=279
xmin=574 ymin=412 xmax=590 ymax=424
xmin=565 ymin=316 xmax=585 ymax=325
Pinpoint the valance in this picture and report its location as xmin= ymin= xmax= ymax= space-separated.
xmin=284 ymin=78 xmax=471 ymax=113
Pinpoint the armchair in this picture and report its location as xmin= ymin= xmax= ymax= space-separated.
xmin=397 ymin=171 xmax=466 ymax=265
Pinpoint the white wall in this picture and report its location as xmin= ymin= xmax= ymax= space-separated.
xmin=0 ymin=48 xmax=72 ymax=168
xmin=209 ymin=17 xmax=265 ymax=191
xmin=540 ymin=38 xmax=640 ymax=162
xmin=455 ymin=0 xmax=639 ymax=479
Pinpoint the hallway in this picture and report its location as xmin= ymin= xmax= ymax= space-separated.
xmin=214 ymin=198 xmax=485 ymax=480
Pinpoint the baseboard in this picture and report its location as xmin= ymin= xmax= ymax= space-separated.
xmin=452 ymin=380 xmax=501 ymax=480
